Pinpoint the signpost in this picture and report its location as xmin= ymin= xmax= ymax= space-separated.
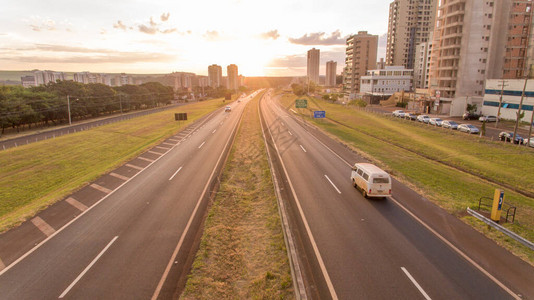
xmin=313 ymin=111 xmax=326 ymax=118
xmin=491 ymin=189 xmax=505 ymax=222
xmin=295 ymin=99 xmax=308 ymax=108
xmin=175 ymin=113 xmax=187 ymax=121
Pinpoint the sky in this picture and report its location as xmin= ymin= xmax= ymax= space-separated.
xmin=0 ymin=0 xmax=391 ymax=77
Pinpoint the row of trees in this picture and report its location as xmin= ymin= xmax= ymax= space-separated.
xmin=0 ymin=81 xmax=174 ymax=135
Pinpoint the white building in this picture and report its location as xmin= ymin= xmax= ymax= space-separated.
xmin=21 ymin=76 xmax=36 ymax=88
xmin=307 ymin=48 xmax=320 ymax=84
xmin=360 ymin=66 xmax=413 ymax=96
xmin=208 ymin=64 xmax=222 ymax=88
xmin=414 ymin=35 xmax=432 ymax=89
xmin=482 ymin=79 xmax=533 ymax=122
xmin=34 ymin=70 xmax=65 ymax=85
xmin=325 ymin=61 xmax=337 ymax=87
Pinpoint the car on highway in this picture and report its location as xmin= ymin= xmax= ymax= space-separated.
xmin=404 ymin=113 xmax=417 ymax=121
xmin=479 ymin=115 xmax=498 ymax=122
xmin=417 ymin=115 xmax=430 ymax=123
xmin=351 ymin=163 xmax=392 ymax=198
xmin=498 ymin=132 xmax=524 ymax=144
xmin=462 ymin=112 xmax=481 ymax=120
xmin=458 ymin=124 xmax=480 ymax=134
xmin=441 ymin=120 xmax=459 ymax=130
xmin=392 ymin=110 xmax=406 ymax=118
xmin=429 ymin=117 xmax=443 ymax=126
xmin=224 ymin=106 xmax=232 ymax=112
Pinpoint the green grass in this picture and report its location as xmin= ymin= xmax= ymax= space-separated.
xmin=182 ymin=92 xmax=293 ymax=299
xmin=0 ymin=99 xmax=228 ymax=232
xmin=279 ymin=93 xmax=534 ymax=265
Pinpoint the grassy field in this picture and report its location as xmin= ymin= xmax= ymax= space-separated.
xmin=181 ymin=93 xmax=293 ymax=299
xmin=0 ymin=99 xmax=227 ymax=232
xmin=279 ymin=92 xmax=534 ymax=265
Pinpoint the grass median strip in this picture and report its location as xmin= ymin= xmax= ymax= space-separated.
xmin=181 ymin=93 xmax=293 ymax=299
xmin=0 ymin=99 xmax=227 ymax=232
xmin=279 ymin=93 xmax=534 ymax=265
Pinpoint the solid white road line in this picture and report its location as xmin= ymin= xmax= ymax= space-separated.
xmin=90 ymin=183 xmax=113 ymax=194
xmin=288 ymin=131 xmax=293 ymax=136
xmin=31 ymin=217 xmax=56 ymax=237
xmin=299 ymin=145 xmax=307 ymax=153
xmin=0 ymin=258 xmax=5 ymax=271
xmin=324 ymin=175 xmax=342 ymax=194
xmin=401 ymin=267 xmax=432 ymax=300
xmin=65 ymin=197 xmax=88 ymax=212
xmin=168 ymin=166 xmax=183 ymax=181
xmin=198 ymin=141 xmax=205 ymax=149
xmin=59 ymin=236 xmax=119 ymax=298
xmin=290 ymin=109 xmax=297 ymax=113
xmin=109 ymin=172 xmax=130 ymax=181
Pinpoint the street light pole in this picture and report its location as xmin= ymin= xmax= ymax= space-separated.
xmin=495 ymin=79 xmax=508 ymax=128
xmin=67 ymin=95 xmax=71 ymax=125
xmin=512 ymin=78 xmax=527 ymax=144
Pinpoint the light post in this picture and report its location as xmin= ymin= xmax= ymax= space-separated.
xmin=67 ymin=95 xmax=71 ymax=125
xmin=495 ymin=79 xmax=508 ymax=128
xmin=512 ymin=78 xmax=528 ymax=144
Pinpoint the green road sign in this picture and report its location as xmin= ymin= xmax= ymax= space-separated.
xmin=295 ymin=99 xmax=308 ymax=108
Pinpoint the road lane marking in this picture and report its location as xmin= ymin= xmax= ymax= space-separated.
xmin=148 ymin=150 xmax=161 ymax=155
xmin=126 ymin=163 xmax=144 ymax=171
xmin=288 ymin=131 xmax=293 ymax=135
xmin=324 ymin=175 xmax=342 ymax=194
xmin=0 ymin=258 xmax=5 ymax=271
xmin=198 ymin=141 xmax=206 ymax=149
xmin=262 ymin=103 xmax=338 ymax=299
xmin=138 ymin=157 xmax=154 ymax=162
xmin=167 ymin=138 xmax=179 ymax=142
xmin=59 ymin=236 xmax=119 ymax=298
xmin=90 ymin=183 xmax=113 ymax=194
xmin=169 ymin=166 xmax=183 ymax=181
xmin=401 ymin=267 xmax=431 ymax=300
xmin=390 ymin=197 xmax=521 ymax=300
xmin=109 ymin=172 xmax=130 ymax=181
xmin=162 ymin=142 xmax=174 ymax=146
xmin=31 ymin=217 xmax=56 ymax=237
xmin=65 ymin=197 xmax=88 ymax=212
xmin=299 ymin=145 xmax=307 ymax=153
xmin=155 ymin=146 xmax=170 ymax=150
xmin=290 ymin=109 xmax=297 ymax=113
xmin=212 ymin=129 xmax=216 ymax=133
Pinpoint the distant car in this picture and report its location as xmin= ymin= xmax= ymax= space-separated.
xmin=462 ymin=112 xmax=481 ymax=120
xmin=479 ymin=115 xmax=498 ymax=122
xmin=417 ymin=115 xmax=430 ymax=123
xmin=458 ymin=124 xmax=480 ymax=134
xmin=499 ymin=132 xmax=524 ymax=144
xmin=224 ymin=106 xmax=232 ymax=112
xmin=392 ymin=110 xmax=406 ymax=118
xmin=404 ymin=113 xmax=417 ymax=120
xmin=441 ymin=120 xmax=459 ymax=130
xmin=429 ymin=118 xmax=443 ymax=126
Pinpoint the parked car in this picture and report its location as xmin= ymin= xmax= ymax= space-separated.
xmin=498 ymin=132 xmax=524 ymax=144
xmin=417 ymin=115 xmax=430 ymax=123
xmin=404 ymin=113 xmax=417 ymax=121
xmin=442 ymin=120 xmax=458 ymax=130
xmin=479 ymin=115 xmax=498 ymax=122
xmin=525 ymin=137 xmax=534 ymax=147
xmin=429 ymin=118 xmax=443 ymax=126
xmin=462 ymin=112 xmax=481 ymax=120
xmin=392 ymin=110 xmax=406 ymax=118
xmin=458 ymin=124 xmax=480 ymax=134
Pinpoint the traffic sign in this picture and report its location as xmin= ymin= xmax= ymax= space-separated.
xmin=313 ymin=111 xmax=326 ymax=118
xmin=295 ymin=99 xmax=307 ymax=108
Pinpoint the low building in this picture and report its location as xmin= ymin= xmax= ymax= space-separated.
xmin=21 ymin=76 xmax=36 ymax=88
xmin=482 ymin=79 xmax=534 ymax=122
xmin=360 ymin=66 xmax=413 ymax=101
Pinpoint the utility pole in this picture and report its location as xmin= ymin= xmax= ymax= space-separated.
xmin=495 ymin=79 xmax=508 ymax=128
xmin=119 ymin=94 xmax=123 ymax=114
xmin=67 ymin=95 xmax=71 ymax=125
xmin=512 ymin=78 xmax=528 ymax=144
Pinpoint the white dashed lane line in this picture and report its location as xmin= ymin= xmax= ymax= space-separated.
xmin=324 ymin=175 xmax=341 ymax=194
xmin=169 ymin=166 xmax=183 ymax=181
xmin=299 ymin=145 xmax=307 ymax=153
xmin=198 ymin=141 xmax=206 ymax=149
xmin=401 ymin=267 xmax=432 ymax=300
xmin=288 ymin=131 xmax=293 ymax=136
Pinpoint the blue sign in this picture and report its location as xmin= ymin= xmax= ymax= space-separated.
xmin=314 ymin=111 xmax=326 ymax=118
xmin=498 ymin=191 xmax=504 ymax=210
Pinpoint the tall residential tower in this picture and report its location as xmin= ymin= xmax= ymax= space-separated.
xmin=208 ymin=64 xmax=222 ymax=88
xmin=343 ymin=31 xmax=378 ymax=98
xmin=307 ymin=48 xmax=320 ymax=84
xmin=325 ymin=61 xmax=337 ymax=87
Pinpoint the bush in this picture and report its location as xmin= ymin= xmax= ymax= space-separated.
xmin=395 ymin=102 xmax=407 ymax=108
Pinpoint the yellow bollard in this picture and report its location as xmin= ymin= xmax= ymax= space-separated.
xmin=491 ymin=189 xmax=505 ymax=222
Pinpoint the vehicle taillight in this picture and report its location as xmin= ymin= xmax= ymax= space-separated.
xmin=369 ymin=189 xmax=372 ymax=194
xmin=389 ymin=189 xmax=391 ymax=194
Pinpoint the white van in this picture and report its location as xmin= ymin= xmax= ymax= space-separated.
xmin=350 ymin=163 xmax=392 ymax=198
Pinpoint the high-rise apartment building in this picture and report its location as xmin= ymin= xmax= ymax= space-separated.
xmin=414 ymin=34 xmax=433 ymax=89
xmin=227 ymin=64 xmax=239 ymax=90
xmin=386 ymin=0 xmax=437 ymax=69
xmin=307 ymin=48 xmax=320 ymax=84
xmin=343 ymin=31 xmax=378 ymax=98
xmin=208 ymin=64 xmax=222 ymax=88
xmin=34 ymin=70 xmax=65 ymax=86
xmin=325 ymin=61 xmax=337 ymax=87
xmin=429 ymin=0 xmax=533 ymax=115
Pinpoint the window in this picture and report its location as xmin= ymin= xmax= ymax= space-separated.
xmin=357 ymin=169 xmax=364 ymax=176
xmin=373 ymin=177 xmax=389 ymax=184
xmin=363 ymin=173 xmax=369 ymax=181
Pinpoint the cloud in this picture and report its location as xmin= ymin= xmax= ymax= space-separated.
xmin=138 ymin=24 xmax=157 ymax=35
xmin=289 ymin=30 xmax=346 ymax=45
xmin=203 ymin=30 xmax=220 ymax=41
xmin=161 ymin=13 xmax=170 ymax=22
xmin=29 ymin=18 xmax=56 ymax=32
xmin=113 ymin=20 xmax=127 ymax=31
xmin=260 ymin=30 xmax=280 ymax=40
xmin=268 ymin=54 xmax=306 ymax=68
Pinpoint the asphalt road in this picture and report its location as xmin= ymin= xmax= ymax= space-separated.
xmin=259 ymin=92 xmax=532 ymax=299
xmin=0 ymin=94 xmax=254 ymax=299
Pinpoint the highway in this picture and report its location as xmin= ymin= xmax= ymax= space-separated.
xmin=0 ymin=94 xmax=253 ymax=299
xmin=259 ymin=91 xmax=532 ymax=299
